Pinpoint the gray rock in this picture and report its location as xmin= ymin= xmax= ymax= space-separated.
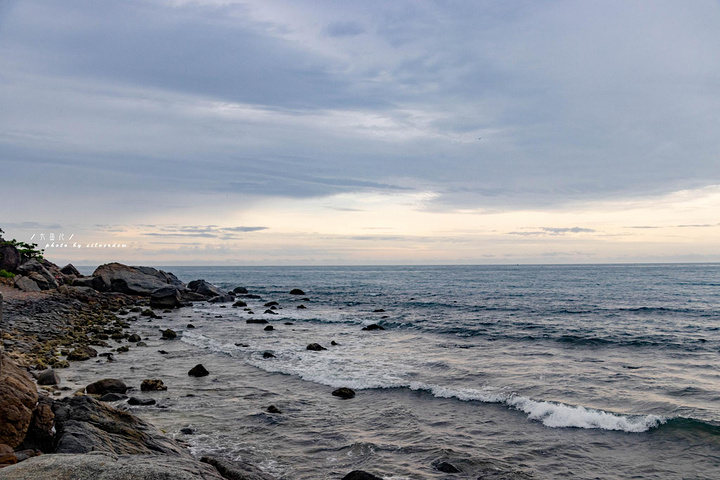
xmin=0 ymin=452 xmax=226 ymax=479
xmin=85 ymin=379 xmax=127 ymax=396
xmin=92 ymin=263 xmax=184 ymax=296
xmin=341 ymin=471 xmax=383 ymax=480
xmin=332 ymin=387 xmax=356 ymax=399
xmin=187 ymin=279 xmax=223 ymax=298
xmin=188 ymin=364 xmax=209 ymax=377
xmin=207 ymin=294 xmax=235 ymax=304
xmin=71 ymin=276 xmax=105 ymax=290
xmin=67 ymin=346 xmax=98 ymax=361
xmin=141 ymin=379 xmax=167 ymax=391
xmin=161 ymin=329 xmax=177 ymax=340
xmin=14 ymin=275 xmax=41 ymax=292
xmin=98 ymin=393 xmax=127 ymax=402
xmin=201 ymin=455 xmax=278 ymax=480
xmin=17 ymin=259 xmax=58 ymax=289
xmin=0 ymin=244 xmax=21 ymax=273
xmin=306 ymin=343 xmax=327 ymax=351
xmin=362 ymin=324 xmax=385 ymax=331
xmin=127 ymin=397 xmax=156 ymax=406
xmin=60 ymin=264 xmax=81 ymax=276
xmin=150 ymin=286 xmax=183 ymax=309
xmin=36 ymin=369 xmax=61 ymax=386
xmin=232 ymin=286 xmax=248 ymax=294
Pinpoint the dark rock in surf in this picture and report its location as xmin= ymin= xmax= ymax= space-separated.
xmin=362 ymin=324 xmax=385 ymax=331
xmin=232 ymin=286 xmax=248 ymax=294
xmin=332 ymin=387 xmax=355 ymax=399
xmin=264 ymin=325 xmax=274 ymax=331
xmin=187 ymin=279 xmax=224 ymax=298
xmin=264 ymin=309 xmax=278 ymax=315
xmin=140 ymin=379 xmax=167 ymax=391
xmin=201 ymin=455 xmax=278 ymax=480
xmin=435 ymin=461 xmax=461 ymax=473
xmin=127 ymin=334 xmax=141 ymax=342
xmin=208 ymin=294 xmax=235 ymax=304
xmin=341 ymin=471 xmax=382 ymax=480
xmin=161 ymin=329 xmax=177 ymax=340
xmin=233 ymin=300 xmax=247 ymax=307
xmin=262 ymin=352 xmax=276 ymax=359
xmin=186 ymin=324 xmax=195 ymax=329
xmin=266 ymin=405 xmax=282 ymax=414
xmin=36 ymin=369 xmax=61 ymax=386
xmin=99 ymin=393 xmax=127 ymax=402
xmin=264 ymin=301 xmax=279 ymax=307
xmin=306 ymin=343 xmax=326 ymax=351
xmin=372 ymin=309 xmax=385 ymax=313
xmin=150 ymin=285 xmax=183 ymax=309
xmin=297 ymin=304 xmax=306 ymax=309
xmin=67 ymin=345 xmax=98 ymax=361
xmin=86 ymin=379 xmax=128 ymax=395
xmin=128 ymin=397 xmax=156 ymax=406
xmin=247 ymin=319 xmax=269 ymax=324
xmin=188 ymin=364 xmax=209 ymax=377
xmin=289 ymin=289 xmax=305 ymax=295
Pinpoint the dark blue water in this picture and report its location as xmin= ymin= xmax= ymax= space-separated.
xmin=69 ymin=264 xmax=720 ymax=478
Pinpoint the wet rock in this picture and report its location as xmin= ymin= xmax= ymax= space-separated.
xmin=116 ymin=346 xmax=129 ymax=353
xmin=341 ymin=471 xmax=383 ymax=480
xmin=141 ymin=308 xmax=161 ymax=319
xmin=128 ymin=396 xmax=156 ymax=406
xmin=60 ymin=263 xmax=81 ymax=276
xmin=86 ymin=379 xmax=128 ymax=396
xmin=201 ymin=455 xmax=278 ymax=480
xmin=362 ymin=324 xmax=386 ymax=331
xmin=67 ymin=345 xmax=98 ymax=361
xmin=232 ymin=286 xmax=249 ymax=294
xmin=266 ymin=405 xmax=282 ymax=414
xmin=141 ymin=379 xmax=167 ymax=391
xmin=289 ymin=288 xmax=305 ymax=295
xmin=297 ymin=304 xmax=307 ymax=309
xmin=186 ymin=323 xmax=196 ymax=329
xmin=136 ymin=342 xmax=147 ymax=347
xmin=36 ymin=369 xmax=61 ymax=386
xmin=127 ymin=333 xmax=141 ymax=342
xmin=187 ymin=279 xmax=223 ymax=298
xmin=436 ymin=461 xmax=461 ymax=473
xmin=264 ymin=325 xmax=274 ymax=331
xmin=264 ymin=309 xmax=278 ymax=315
xmin=158 ymin=350 xmax=169 ymax=355
xmin=306 ymin=343 xmax=327 ymax=351
xmin=284 ymin=322 xmax=294 ymax=325
xmin=332 ymin=387 xmax=356 ymax=399
xmin=161 ymin=328 xmax=177 ymax=339
xmin=180 ymin=427 xmax=195 ymax=435
xmin=99 ymin=393 xmax=127 ymax=402
xmin=331 ymin=341 xmax=339 ymax=346
xmin=233 ymin=300 xmax=247 ymax=307
xmin=93 ymin=263 xmax=183 ymax=296
xmin=0 ymin=352 xmax=38 ymax=448
xmin=264 ymin=301 xmax=279 ymax=307
xmin=14 ymin=275 xmax=41 ymax=292
xmin=20 ymin=395 xmax=54 ymax=453
xmin=188 ymin=364 xmax=209 ymax=377
xmin=262 ymin=352 xmax=276 ymax=359
xmin=373 ymin=309 xmax=385 ymax=313
xmin=150 ymin=285 xmax=183 ymax=309
xmin=247 ymin=319 xmax=269 ymax=324
xmin=208 ymin=294 xmax=235 ymax=303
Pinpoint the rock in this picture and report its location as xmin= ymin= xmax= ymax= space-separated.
xmin=17 ymin=259 xmax=58 ymax=289
xmin=242 ymin=294 xmax=262 ymax=299
xmin=0 ymin=353 xmax=38 ymax=448
xmin=306 ymin=343 xmax=327 ymax=351
xmin=266 ymin=405 xmax=282 ymax=414
xmin=86 ymin=379 xmax=128 ymax=396
xmin=264 ymin=325 xmax=274 ymax=331
xmin=128 ymin=396 xmax=156 ymax=406
xmin=161 ymin=329 xmax=177 ymax=340
xmin=332 ymin=387 xmax=356 ymax=399
xmin=28 ymin=271 xmax=55 ymax=290
xmin=141 ymin=379 xmax=167 ymax=391
xmin=20 ymin=395 xmax=55 ymax=452
xmin=208 ymin=294 xmax=235 ymax=303
xmin=188 ymin=364 xmax=209 ymax=377
xmin=186 ymin=323 xmax=195 ymax=329
xmin=187 ymin=279 xmax=223 ymax=298
xmin=331 ymin=341 xmax=339 ymax=346
xmin=158 ymin=350 xmax=169 ymax=355
xmin=232 ymin=286 xmax=248 ymax=294
xmin=150 ymin=285 xmax=183 ymax=309
xmin=0 ymin=452 xmax=230 ymax=479
xmin=284 ymin=322 xmax=294 ymax=325
xmin=116 ymin=346 xmax=129 ymax=353
xmin=264 ymin=301 xmax=279 ymax=307
xmin=373 ymin=309 xmax=385 ymax=313
xmin=141 ymin=308 xmax=161 ymax=318
xmin=92 ymin=263 xmax=184 ymax=296
xmin=127 ymin=334 xmax=141 ymax=342
xmin=247 ymin=319 xmax=269 ymax=324
xmin=0 ymin=244 xmax=21 ymax=273
xmin=14 ymin=275 xmax=41 ymax=292
xmin=232 ymin=300 xmax=247 ymax=307
xmin=264 ymin=309 xmax=278 ymax=315
xmin=362 ymin=324 xmax=386 ymax=331
xmin=67 ymin=345 xmax=98 ymax=361
xmin=435 ymin=461 xmax=461 ymax=473
xmin=262 ymin=352 xmax=276 ymax=359
xmin=71 ymin=276 xmax=106 ymax=290
xmin=99 ymin=393 xmax=127 ymax=402
xmin=297 ymin=304 xmax=307 ymax=309
xmin=341 ymin=471 xmax=383 ymax=480
xmin=180 ymin=427 xmax=195 ymax=435
xmin=36 ymin=369 xmax=61 ymax=386
xmin=180 ymin=291 xmax=208 ymax=302
xmin=60 ymin=263 xmax=81 ymax=276
xmin=201 ymin=455 xmax=278 ymax=480
xmin=289 ymin=289 xmax=305 ymax=295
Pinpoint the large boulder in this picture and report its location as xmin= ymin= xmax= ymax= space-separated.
xmin=14 ymin=275 xmax=41 ymax=292
xmin=19 ymin=394 xmax=55 ymax=453
xmin=0 ymin=352 xmax=39 ymax=448
xmin=0 ymin=244 xmax=20 ymax=273
xmin=60 ymin=264 xmax=81 ymax=276
xmin=201 ymin=455 xmax=278 ymax=480
xmin=52 ymin=395 xmax=190 ymax=457
xmin=150 ymin=286 xmax=183 ymax=309
xmin=92 ymin=263 xmax=185 ymax=296
xmin=85 ymin=379 xmax=128 ymax=396
xmin=71 ymin=276 xmax=106 ymax=290
xmin=17 ymin=259 xmax=59 ymax=289
xmin=0 ymin=452 xmax=228 ymax=479
xmin=187 ymin=279 xmax=223 ymax=298
xmin=207 ymin=294 xmax=235 ymax=304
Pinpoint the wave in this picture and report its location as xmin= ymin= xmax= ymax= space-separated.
xmin=408 ymin=383 xmax=664 ymax=433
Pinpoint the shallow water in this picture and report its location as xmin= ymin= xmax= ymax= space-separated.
xmin=66 ymin=264 xmax=720 ymax=479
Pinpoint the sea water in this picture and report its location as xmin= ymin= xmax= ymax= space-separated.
xmin=67 ymin=264 xmax=720 ymax=479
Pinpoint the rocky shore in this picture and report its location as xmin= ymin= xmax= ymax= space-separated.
xmin=0 ymin=235 xmax=392 ymax=479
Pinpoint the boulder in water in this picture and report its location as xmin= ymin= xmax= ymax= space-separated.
xmin=86 ymin=378 xmax=128 ymax=395
xmin=188 ymin=364 xmax=209 ymax=377
xmin=332 ymin=387 xmax=356 ymax=399
xmin=306 ymin=343 xmax=327 ymax=351
xmin=140 ymin=379 xmax=167 ymax=391
xmin=289 ymin=288 xmax=305 ymax=295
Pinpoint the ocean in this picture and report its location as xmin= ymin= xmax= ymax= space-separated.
xmin=67 ymin=264 xmax=720 ymax=479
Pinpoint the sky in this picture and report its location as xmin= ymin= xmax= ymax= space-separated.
xmin=1 ymin=0 xmax=719 ymax=266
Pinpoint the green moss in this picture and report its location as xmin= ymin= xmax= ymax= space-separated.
xmin=0 ymin=269 xmax=15 ymax=278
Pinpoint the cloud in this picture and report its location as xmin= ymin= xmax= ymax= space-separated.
xmin=507 ymin=227 xmax=595 ymax=237
xmin=324 ymin=21 xmax=365 ymax=37
xmin=140 ymin=225 xmax=268 ymax=238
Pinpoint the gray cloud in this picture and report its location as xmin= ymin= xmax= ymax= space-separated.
xmin=2 ymin=0 xmax=720 ymax=224
xmin=508 ymin=227 xmax=596 ymax=237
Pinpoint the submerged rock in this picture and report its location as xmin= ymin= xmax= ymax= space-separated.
xmin=188 ymin=364 xmax=209 ymax=377
xmin=128 ymin=396 xmax=156 ymax=406
xmin=264 ymin=325 xmax=274 ymax=331
xmin=362 ymin=324 xmax=385 ymax=331
xmin=332 ymin=387 xmax=356 ymax=399
xmin=297 ymin=304 xmax=307 ymax=309
xmin=341 ymin=471 xmax=383 ymax=480
xmin=141 ymin=379 xmax=167 ymax=391
xmin=262 ymin=352 xmax=276 ymax=359
xmin=266 ymin=405 xmax=282 ymax=414
xmin=289 ymin=288 xmax=305 ymax=295
xmin=99 ymin=393 xmax=127 ymax=402
xmin=161 ymin=328 xmax=177 ymax=340
xmin=233 ymin=300 xmax=247 ymax=307
xmin=306 ymin=343 xmax=327 ymax=351
xmin=247 ymin=319 xmax=269 ymax=324
xmin=67 ymin=345 xmax=98 ymax=361
xmin=436 ymin=461 xmax=461 ymax=473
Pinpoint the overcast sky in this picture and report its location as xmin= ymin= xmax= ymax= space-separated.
xmin=1 ymin=0 xmax=719 ymax=265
